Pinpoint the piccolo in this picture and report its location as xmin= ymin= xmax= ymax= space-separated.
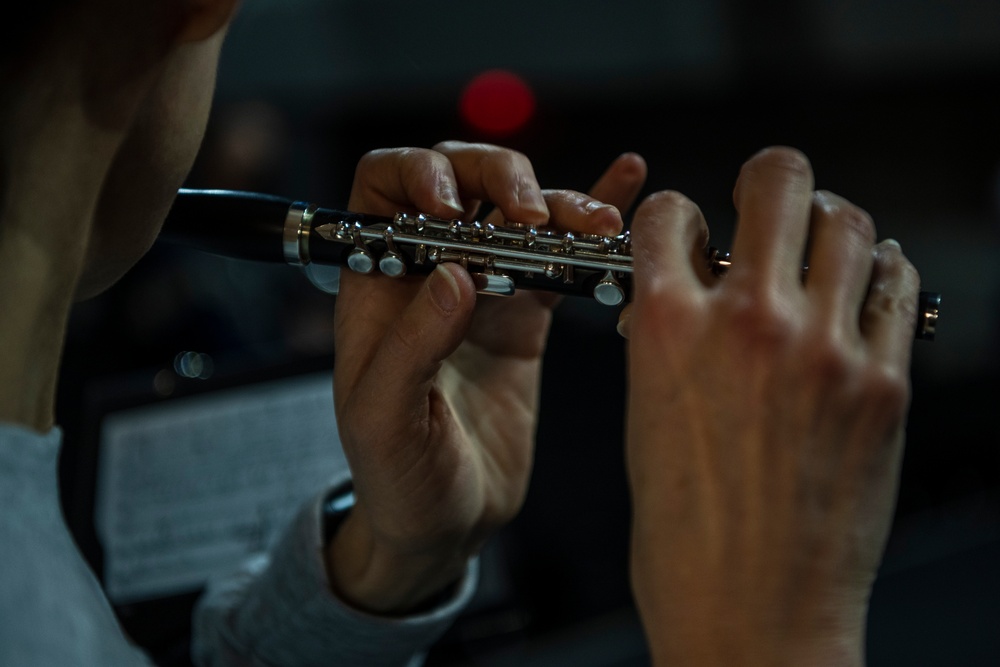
xmin=160 ymin=189 xmax=940 ymax=341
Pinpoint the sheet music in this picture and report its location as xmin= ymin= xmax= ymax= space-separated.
xmin=95 ymin=372 xmax=348 ymax=604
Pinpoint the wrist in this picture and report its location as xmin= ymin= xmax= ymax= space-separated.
xmin=637 ymin=593 xmax=867 ymax=667
xmin=644 ymin=624 xmax=865 ymax=667
xmin=324 ymin=497 xmax=469 ymax=615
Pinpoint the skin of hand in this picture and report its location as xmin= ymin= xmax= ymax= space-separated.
xmin=327 ymin=141 xmax=647 ymax=614
xmin=620 ymin=147 xmax=921 ymax=665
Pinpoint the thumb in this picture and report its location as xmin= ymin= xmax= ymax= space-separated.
xmin=362 ymin=264 xmax=478 ymax=407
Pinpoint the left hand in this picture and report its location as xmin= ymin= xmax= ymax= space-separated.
xmin=329 ymin=141 xmax=647 ymax=613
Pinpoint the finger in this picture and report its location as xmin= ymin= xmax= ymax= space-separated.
xmin=861 ymin=239 xmax=921 ymax=367
xmin=729 ymin=146 xmax=815 ymax=290
xmin=805 ymin=190 xmax=878 ymax=337
xmin=538 ymin=189 xmax=624 ymax=235
xmin=333 ymin=272 xmax=424 ymax=399
xmin=630 ymin=190 xmax=710 ymax=302
xmin=587 ymin=151 xmax=648 ymax=214
xmin=349 ymin=147 xmax=466 ymax=219
xmin=346 ymin=263 xmax=478 ymax=413
xmin=482 ymin=152 xmax=646 ymax=236
xmin=432 ymin=140 xmax=549 ymax=225
xmin=617 ymin=303 xmax=633 ymax=339
xmin=552 ymin=151 xmax=647 ymax=236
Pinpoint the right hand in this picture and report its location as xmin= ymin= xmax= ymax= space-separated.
xmin=621 ymin=147 xmax=920 ymax=665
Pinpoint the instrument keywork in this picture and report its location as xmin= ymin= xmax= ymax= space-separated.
xmin=311 ymin=211 xmax=635 ymax=306
xmin=160 ymin=189 xmax=940 ymax=341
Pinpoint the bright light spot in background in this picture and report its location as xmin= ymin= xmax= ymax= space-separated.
xmin=459 ymin=69 xmax=536 ymax=136
xmin=173 ymin=351 xmax=215 ymax=380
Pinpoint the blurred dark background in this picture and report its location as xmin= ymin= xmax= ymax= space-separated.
xmin=58 ymin=0 xmax=999 ymax=665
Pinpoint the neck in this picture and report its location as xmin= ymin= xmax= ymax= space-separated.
xmin=0 ymin=3 xmax=183 ymax=433
xmin=0 ymin=244 xmax=77 ymax=432
xmin=0 ymin=83 xmax=121 ymax=432
xmin=0 ymin=212 xmax=86 ymax=432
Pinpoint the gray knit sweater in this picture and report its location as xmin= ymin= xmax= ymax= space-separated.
xmin=0 ymin=423 xmax=476 ymax=666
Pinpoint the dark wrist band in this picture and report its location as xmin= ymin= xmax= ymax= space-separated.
xmin=321 ymin=481 xmax=355 ymax=546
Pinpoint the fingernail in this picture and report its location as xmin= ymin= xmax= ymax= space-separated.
xmin=520 ymin=185 xmax=549 ymax=216
xmin=587 ymin=201 xmax=622 ymax=236
xmin=616 ymin=312 xmax=631 ymax=339
xmin=428 ymin=264 xmax=460 ymax=313
xmin=438 ymin=183 xmax=464 ymax=213
xmin=883 ymin=238 xmax=902 ymax=250
xmin=586 ymin=200 xmax=619 ymax=216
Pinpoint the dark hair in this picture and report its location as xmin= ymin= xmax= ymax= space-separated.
xmin=2 ymin=1 xmax=76 ymax=59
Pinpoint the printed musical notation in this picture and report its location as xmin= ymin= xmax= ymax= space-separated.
xmin=95 ymin=372 xmax=347 ymax=603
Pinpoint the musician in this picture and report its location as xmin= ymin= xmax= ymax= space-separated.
xmin=1 ymin=0 xmax=642 ymax=665
xmin=1 ymin=2 xmax=922 ymax=667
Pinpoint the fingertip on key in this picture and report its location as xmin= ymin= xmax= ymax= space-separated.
xmin=519 ymin=186 xmax=550 ymax=221
xmin=586 ymin=201 xmax=624 ymax=236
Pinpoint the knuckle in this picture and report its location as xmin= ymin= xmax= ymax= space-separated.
xmin=802 ymin=334 xmax=855 ymax=385
xmin=431 ymin=139 xmax=466 ymax=153
xmin=356 ymin=147 xmax=431 ymax=180
xmin=742 ymin=146 xmax=813 ymax=184
xmin=436 ymin=141 xmax=515 ymax=169
xmin=633 ymin=191 xmax=703 ymax=236
xmin=733 ymin=147 xmax=814 ymax=206
xmin=360 ymin=146 xmax=416 ymax=166
xmin=631 ymin=289 xmax=702 ymax=339
xmin=860 ymin=362 xmax=911 ymax=420
xmin=354 ymin=148 xmax=388 ymax=175
xmin=869 ymin=283 xmax=919 ymax=328
xmin=485 ymin=147 xmax=528 ymax=174
xmin=725 ymin=288 xmax=799 ymax=349
xmin=838 ymin=206 xmax=877 ymax=246
xmin=630 ymin=190 xmax=708 ymax=267
xmin=543 ymin=189 xmax=586 ymax=207
xmin=883 ymin=249 xmax=921 ymax=285
xmin=399 ymin=149 xmax=438 ymax=179
xmin=869 ymin=253 xmax=921 ymax=324
xmin=752 ymin=146 xmax=812 ymax=175
xmin=386 ymin=319 xmax=422 ymax=360
xmin=639 ymin=189 xmax=696 ymax=215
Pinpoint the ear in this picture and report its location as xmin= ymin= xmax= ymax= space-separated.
xmin=176 ymin=0 xmax=242 ymax=43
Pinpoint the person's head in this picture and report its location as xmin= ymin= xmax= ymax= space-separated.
xmin=1 ymin=0 xmax=242 ymax=298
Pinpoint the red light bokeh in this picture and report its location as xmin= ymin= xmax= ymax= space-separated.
xmin=459 ymin=69 xmax=536 ymax=136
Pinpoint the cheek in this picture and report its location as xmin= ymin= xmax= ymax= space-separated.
xmin=75 ymin=204 xmax=168 ymax=300
xmin=76 ymin=126 xmax=193 ymax=300
xmin=77 ymin=38 xmax=224 ymax=300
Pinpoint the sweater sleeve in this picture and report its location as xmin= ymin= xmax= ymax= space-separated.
xmin=191 ymin=479 xmax=479 ymax=667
